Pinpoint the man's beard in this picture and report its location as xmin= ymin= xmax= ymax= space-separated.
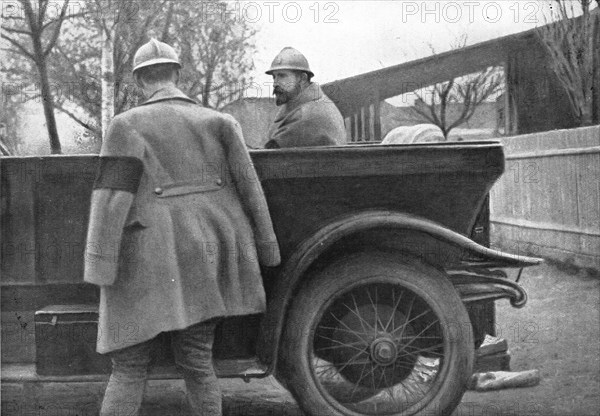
xmin=274 ymin=83 xmax=302 ymax=106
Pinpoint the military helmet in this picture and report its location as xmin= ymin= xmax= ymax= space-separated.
xmin=266 ymin=47 xmax=314 ymax=77
xmin=132 ymin=38 xmax=181 ymax=73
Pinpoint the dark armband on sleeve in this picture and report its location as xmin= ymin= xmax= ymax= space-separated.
xmin=93 ymin=156 xmax=143 ymax=193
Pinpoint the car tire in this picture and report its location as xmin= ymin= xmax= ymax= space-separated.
xmin=278 ymin=251 xmax=474 ymax=416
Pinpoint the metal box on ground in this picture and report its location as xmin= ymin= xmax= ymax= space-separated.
xmin=35 ymin=304 xmax=111 ymax=375
xmin=34 ymin=304 xmax=262 ymax=377
xmin=35 ymin=304 xmax=174 ymax=375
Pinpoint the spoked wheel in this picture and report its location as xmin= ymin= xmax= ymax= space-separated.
xmin=278 ymin=252 xmax=474 ymax=416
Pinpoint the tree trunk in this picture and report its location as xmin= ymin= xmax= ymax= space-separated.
xmin=592 ymin=13 xmax=599 ymax=124
xmin=202 ymin=67 xmax=214 ymax=107
xmin=33 ymin=44 xmax=61 ymax=154
xmin=101 ymin=25 xmax=115 ymax=140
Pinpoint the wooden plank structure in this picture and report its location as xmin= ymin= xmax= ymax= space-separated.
xmin=324 ymin=38 xmax=504 ymax=142
xmin=490 ymin=125 xmax=600 ymax=270
xmin=321 ymin=15 xmax=595 ymax=142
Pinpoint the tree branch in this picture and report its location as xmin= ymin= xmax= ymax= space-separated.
xmin=1 ymin=16 xmax=26 ymax=21
xmin=2 ymin=26 xmax=33 ymax=36
xmin=161 ymin=1 xmax=174 ymax=42
xmin=54 ymin=103 xmax=100 ymax=135
xmin=54 ymin=43 xmax=83 ymax=77
xmin=1 ymin=33 xmax=35 ymax=60
xmin=413 ymin=90 xmax=441 ymax=126
xmin=39 ymin=0 xmax=48 ymax=27
xmin=19 ymin=0 xmax=38 ymax=34
xmin=43 ymin=0 xmax=70 ymax=56
xmin=412 ymin=107 xmax=438 ymax=126
xmin=42 ymin=10 xmax=87 ymax=30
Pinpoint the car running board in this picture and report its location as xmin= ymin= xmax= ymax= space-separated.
xmin=2 ymin=359 xmax=269 ymax=384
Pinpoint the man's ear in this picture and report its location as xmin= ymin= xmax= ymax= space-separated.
xmin=134 ymin=73 xmax=144 ymax=89
xmin=174 ymin=68 xmax=181 ymax=85
xmin=300 ymin=72 xmax=309 ymax=84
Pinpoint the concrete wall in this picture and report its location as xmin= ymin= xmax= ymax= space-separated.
xmin=490 ymin=125 xmax=600 ymax=270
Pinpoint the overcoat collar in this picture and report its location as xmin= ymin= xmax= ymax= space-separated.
xmin=275 ymin=82 xmax=323 ymax=120
xmin=140 ymin=85 xmax=197 ymax=106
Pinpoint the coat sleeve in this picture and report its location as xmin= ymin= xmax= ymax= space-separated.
xmin=84 ymin=116 xmax=144 ymax=286
xmin=221 ymin=114 xmax=281 ymax=267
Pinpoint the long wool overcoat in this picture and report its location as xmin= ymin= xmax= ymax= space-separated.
xmin=84 ymin=86 xmax=281 ymax=354
xmin=266 ymin=82 xmax=347 ymax=148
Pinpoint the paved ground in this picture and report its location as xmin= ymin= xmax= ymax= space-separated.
xmin=2 ymin=263 xmax=598 ymax=415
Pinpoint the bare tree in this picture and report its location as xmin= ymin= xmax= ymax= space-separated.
xmin=411 ymin=36 xmax=504 ymax=139
xmin=46 ymin=0 xmax=168 ymax=139
xmin=537 ymin=0 xmax=600 ymax=125
xmin=44 ymin=0 xmax=256 ymax=142
xmin=2 ymin=0 xmax=74 ymax=153
xmin=0 ymin=119 xmax=16 ymax=155
xmin=170 ymin=2 xmax=257 ymax=109
xmin=97 ymin=1 xmax=115 ymax=139
xmin=0 ymin=86 xmax=22 ymax=155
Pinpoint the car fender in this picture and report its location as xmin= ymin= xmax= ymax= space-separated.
xmin=258 ymin=209 xmax=542 ymax=370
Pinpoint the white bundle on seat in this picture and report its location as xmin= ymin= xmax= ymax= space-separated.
xmin=381 ymin=124 xmax=445 ymax=144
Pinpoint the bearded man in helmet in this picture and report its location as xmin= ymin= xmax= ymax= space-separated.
xmin=265 ymin=47 xmax=347 ymax=148
xmin=84 ymin=38 xmax=280 ymax=415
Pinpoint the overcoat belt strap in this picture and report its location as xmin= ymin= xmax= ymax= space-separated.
xmin=154 ymin=180 xmax=224 ymax=197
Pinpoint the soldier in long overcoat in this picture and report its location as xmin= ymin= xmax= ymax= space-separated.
xmin=265 ymin=47 xmax=347 ymax=148
xmin=84 ymin=39 xmax=280 ymax=416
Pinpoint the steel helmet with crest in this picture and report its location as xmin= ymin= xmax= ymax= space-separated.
xmin=266 ymin=47 xmax=314 ymax=78
xmin=132 ymin=38 xmax=181 ymax=74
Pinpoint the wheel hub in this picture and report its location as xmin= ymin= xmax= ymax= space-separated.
xmin=370 ymin=337 xmax=397 ymax=366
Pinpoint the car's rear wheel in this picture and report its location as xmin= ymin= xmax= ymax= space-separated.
xmin=278 ymin=252 xmax=474 ymax=415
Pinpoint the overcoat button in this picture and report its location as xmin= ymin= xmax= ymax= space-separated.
xmin=154 ymin=187 xmax=163 ymax=195
xmin=216 ymin=179 xmax=223 ymax=186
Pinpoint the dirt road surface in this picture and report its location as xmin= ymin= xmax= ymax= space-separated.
xmin=455 ymin=262 xmax=599 ymax=416
xmin=2 ymin=263 xmax=598 ymax=415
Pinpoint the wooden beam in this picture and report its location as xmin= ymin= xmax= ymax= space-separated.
xmin=373 ymin=99 xmax=382 ymax=141
xmin=323 ymin=39 xmax=508 ymax=117
xmin=343 ymin=117 xmax=351 ymax=141
xmin=357 ymin=108 xmax=363 ymax=142
xmin=364 ymin=104 xmax=371 ymax=141
xmin=320 ymin=30 xmax=549 ymax=118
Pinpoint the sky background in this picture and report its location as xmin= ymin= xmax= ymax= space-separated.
xmin=247 ymin=0 xmax=563 ymax=88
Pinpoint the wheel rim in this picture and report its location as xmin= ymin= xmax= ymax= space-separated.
xmin=310 ymin=280 xmax=448 ymax=415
